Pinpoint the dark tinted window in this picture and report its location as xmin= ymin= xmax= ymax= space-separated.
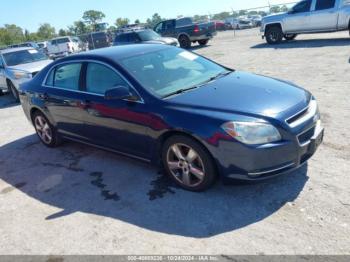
xmin=51 ymin=63 xmax=82 ymax=90
xmin=292 ymin=0 xmax=312 ymax=13
xmin=3 ymin=49 xmax=48 ymax=66
xmin=56 ymin=38 xmax=70 ymax=44
xmin=86 ymin=63 xmax=128 ymax=94
xmin=315 ymin=0 xmax=336 ymax=10
xmin=115 ymin=33 xmax=138 ymax=43
xmin=163 ymin=20 xmax=175 ymax=30
xmin=176 ymin=18 xmax=192 ymax=27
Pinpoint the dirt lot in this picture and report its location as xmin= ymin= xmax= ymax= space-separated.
xmin=0 ymin=29 xmax=349 ymax=255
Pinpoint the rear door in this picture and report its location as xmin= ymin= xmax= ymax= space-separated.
xmin=309 ymin=0 xmax=338 ymax=30
xmin=78 ymin=62 xmax=152 ymax=158
xmin=283 ymin=0 xmax=312 ymax=32
xmin=43 ymin=62 xmax=87 ymax=140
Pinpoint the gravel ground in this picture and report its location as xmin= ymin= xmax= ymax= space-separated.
xmin=0 ymin=29 xmax=349 ymax=255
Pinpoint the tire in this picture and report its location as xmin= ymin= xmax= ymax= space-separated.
xmin=284 ymin=34 xmax=297 ymax=41
xmin=265 ymin=26 xmax=283 ymax=45
xmin=162 ymin=135 xmax=217 ymax=192
xmin=7 ymin=81 xmax=19 ymax=102
xmin=198 ymin=39 xmax=209 ymax=46
xmin=178 ymin=35 xmax=191 ymax=49
xmin=32 ymin=111 xmax=62 ymax=148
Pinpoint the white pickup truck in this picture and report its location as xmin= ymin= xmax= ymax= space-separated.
xmin=261 ymin=0 xmax=350 ymax=44
xmin=47 ymin=36 xmax=82 ymax=59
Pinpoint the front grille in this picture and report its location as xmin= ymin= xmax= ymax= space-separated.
xmin=298 ymin=126 xmax=315 ymax=145
xmin=286 ymin=107 xmax=308 ymax=125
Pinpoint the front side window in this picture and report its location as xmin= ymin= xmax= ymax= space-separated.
xmin=46 ymin=63 xmax=82 ymax=90
xmin=3 ymin=49 xmax=48 ymax=66
xmin=120 ymin=47 xmax=229 ymax=98
xmin=154 ymin=23 xmax=163 ymax=33
xmin=315 ymin=0 xmax=336 ymax=10
xmin=292 ymin=0 xmax=312 ymax=13
xmin=86 ymin=63 xmax=128 ymax=95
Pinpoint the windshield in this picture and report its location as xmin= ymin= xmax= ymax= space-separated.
xmin=3 ymin=49 xmax=48 ymax=66
xmin=137 ymin=30 xmax=161 ymax=41
xmin=120 ymin=47 xmax=229 ymax=98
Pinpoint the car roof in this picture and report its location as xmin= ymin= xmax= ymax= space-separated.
xmin=0 ymin=47 xmax=34 ymax=54
xmin=60 ymin=44 xmax=171 ymax=62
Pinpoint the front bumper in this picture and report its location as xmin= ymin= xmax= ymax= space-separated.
xmin=211 ymin=121 xmax=324 ymax=181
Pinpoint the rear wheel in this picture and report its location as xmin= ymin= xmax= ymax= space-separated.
xmin=284 ymin=34 xmax=297 ymax=41
xmin=198 ymin=39 xmax=209 ymax=46
xmin=32 ymin=111 xmax=62 ymax=148
xmin=265 ymin=26 xmax=283 ymax=44
xmin=179 ymin=35 xmax=191 ymax=49
xmin=162 ymin=135 xmax=217 ymax=191
xmin=7 ymin=81 xmax=19 ymax=102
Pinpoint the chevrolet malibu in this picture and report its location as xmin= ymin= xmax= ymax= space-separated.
xmin=19 ymin=45 xmax=324 ymax=191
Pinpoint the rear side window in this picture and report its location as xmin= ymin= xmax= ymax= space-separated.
xmin=292 ymin=0 xmax=312 ymax=13
xmin=46 ymin=63 xmax=82 ymax=90
xmin=56 ymin=38 xmax=70 ymax=44
xmin=315 ymin=0 xmax=336 ymax=10
xmin=176 ymin=18 xmax=192 ymax=27
xmin=86 ymin=63 xmax=128 ymax=94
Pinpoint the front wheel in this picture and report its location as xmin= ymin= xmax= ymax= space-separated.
xmin=162 ymin=135 xmax=217 ymax=192
xmin=198 ymin=39 xmax=209 ymax=46
xmin=265 ymin=26 xmax=283 ymax=44
xmin=8 ymin=81 xmax=19 ymax=102
xmin=33 ymin=111 xmax=62 ymax=148
xmin=284 ymin=34 xmax=297 ymax=41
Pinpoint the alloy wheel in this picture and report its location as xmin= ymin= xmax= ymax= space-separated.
xmin=34 ymin=115 xmax=53 ymax=144
xmin=166 ymin=143 xmax=205 ymax=187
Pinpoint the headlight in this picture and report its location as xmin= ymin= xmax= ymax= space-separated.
xmin=222 ymin=121 xmax=281 ymax=145
xmin=9 ymin=69 xmax=31 ymax=79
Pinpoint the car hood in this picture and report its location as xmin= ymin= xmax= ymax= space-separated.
xmin=167 ymin=71 xmax=311 ymax=119
xmin=262 ymin=12 xmax=288 ymax=23
xmin=7 ymin=59 xmax=53 ymax=73
xmin=144 ymin=37 xmax=178 ymax=45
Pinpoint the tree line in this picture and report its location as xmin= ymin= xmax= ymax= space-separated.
xmin=0 ymin=5 xmax=289 ymax=46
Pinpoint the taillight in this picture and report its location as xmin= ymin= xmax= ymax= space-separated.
xmin=194 ymin=25 xmax=200 ymax=33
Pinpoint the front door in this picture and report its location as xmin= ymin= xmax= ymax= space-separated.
xmin=309 ymin=0 xmax=338 ymax=31
xmin=79 ymin=62 xmax=152 ymax=159
xmin=283 ymin=0 xmax=313 ymax=32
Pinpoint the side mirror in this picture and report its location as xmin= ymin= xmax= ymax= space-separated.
xmin=104 ymin=86 xmax=138 ymax=101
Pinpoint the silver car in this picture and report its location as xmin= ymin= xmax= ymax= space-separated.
xmin=261 ymin=0 xmax=350 ymax=44
xmin=0 ymin=47 xmax=52 ymax=101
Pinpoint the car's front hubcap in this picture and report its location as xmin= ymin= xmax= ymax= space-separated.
xmin=34 ymin=116 xmax=52 ymax=144
xmin=166 ymin=143 xmax=205 ymax=187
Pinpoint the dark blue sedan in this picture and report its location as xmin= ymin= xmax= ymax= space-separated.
xmin=19 ymin=44 xmax=324 ymax=191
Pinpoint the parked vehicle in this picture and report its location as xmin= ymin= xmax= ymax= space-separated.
xmin=86 ymin=31 xmax=112 ymax=50
xmin=114 ymin=29 xmax=178 ymax=46
xmin=154 ymin=17 xmax=216 ymax=48
xmin=213 ymin=20 xmax=226 ymax=31
xmin=0 ymin=47 xmax=52 ymax=101
xmin=9 ymin=42 xmax=40 ymax=49
xmin=47 ymin=36 xmax=81 ymax=59
xmin=19 ymin=44 xmax=324 ymax=191
xmin=261 ymin=0 xmax=350 ymax=44
xmin=249 ymin=15 xmax=263 ymax=27
xmin=37 ymin=41 xmax=49 ymax=55
xmin=225 ymin=18 xmax=253 ymax=30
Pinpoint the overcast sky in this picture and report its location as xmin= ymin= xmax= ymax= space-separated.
xmin=0 ymin=0 xmax=296 ymax=31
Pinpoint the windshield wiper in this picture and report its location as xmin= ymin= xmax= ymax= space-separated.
xmin=163 ymin=86 xmax=199 ymax=98
xmin=206 ymin=70 xmax=232 ymax=83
